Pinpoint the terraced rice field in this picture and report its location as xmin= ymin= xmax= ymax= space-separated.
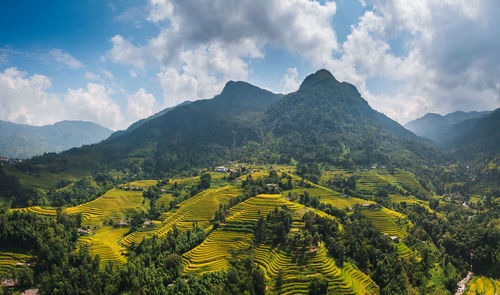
xmin=321 ymin=169 xmax=428 ymax=197
xmin=78 ymin=226 xmax=128 ymax=266
xmin=254 ymin=245 xmax=378 ymax=295
xmin=122 ymin=185 xmax=242 ymax=245
xmin=14 ymin=189 xmax=146 ymax=225
xmin=156 ymin=193 xmax=173 ymax=209
xmin=226 ymin=194 xmax=303 ymax=223
xmin=466 ymin=276 xmax=500 ymax=295
xmin=128 ymin=180 xmax=158 ymax=187
xmin=285 ymin=186 xmax=374 ymax=210
xmin=362 ymin=207 xmax=411 ymax=239
xmin=395 ymin=242 xmax=420 ymax=261
xmin=0 ymin=252 xmax=31 ymax=275
xmin=182 ymin=194 xmax=305 ymax=275
xmin=182 ymin=230 xmax=253 ymax=273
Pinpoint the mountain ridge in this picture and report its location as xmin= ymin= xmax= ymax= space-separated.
xmin=12 ymin=69 xmax=440 ymax=178
xmin=0 ymin=120 xmax=112 ymax=159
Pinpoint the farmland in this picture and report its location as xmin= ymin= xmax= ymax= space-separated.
xmin=466 ymin=276 xmax=500 ymax=295
xmin=14 ymin=188 xmax=147 ymax=225
xmin=0 ymin=252 xmax=31 ymax=276
xmin=4 ymin=165 xmax=484 ymax=294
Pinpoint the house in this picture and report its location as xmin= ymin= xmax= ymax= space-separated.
xmin=215 ymin=166 xmax=228 ymax=172
xmin=118 ymin=220 xmax=130 ymax=227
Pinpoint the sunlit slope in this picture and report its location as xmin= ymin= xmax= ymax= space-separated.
xmin=255 ymin=245 xmax=378 ymax=295
xmin=182 ymin=194 xmax=303 ymax=273
xmin=78 ymin=226 xmax=128 ymax=266
xmin=466 ymin=276 xmax=500 ymax=295
xmin=14 ymin=188 xmax=146 ymax=225
xmin=122 ymin=185 xmax=242 ymax=245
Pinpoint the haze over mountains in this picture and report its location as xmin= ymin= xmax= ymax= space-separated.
xmin=406 ymin=109 xmax=500 ymax=160
xmin=405 ymin=111 xmax=492 ymax=146
xmin=0 ymin=120 xmax=112 ymax=159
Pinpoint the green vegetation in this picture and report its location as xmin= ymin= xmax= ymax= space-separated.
xmin=466 ymin=276 xmax=500 ymax=295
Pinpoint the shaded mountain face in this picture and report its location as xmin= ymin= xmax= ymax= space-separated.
xmin=260 ymin=70 xmax=436 ymax=165
xmin=405 ymin=111 xmax=491 ymax=146
xmin=0 ymin=120 xmax=112 ymax=159
xmin=446 ymin=108 xmax=500 ymax=161
xmin=23 ymin=70 xmax=439 ymax=177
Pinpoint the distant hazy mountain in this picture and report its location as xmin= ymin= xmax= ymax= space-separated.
xmin=446 ymin=108 xmax=500 ymax=160
xmin=405 ymin=110 xmax=491 ymax=145
xmin=22 ymin=69 xmax=439 ymax=178
xmin=0 ymin=120 xmax=112 ymax=158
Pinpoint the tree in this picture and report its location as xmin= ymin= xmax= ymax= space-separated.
xmin=308 ymin=275 xmax=329 ymax=295
xmin=199 ymin=173 xmax=211 ymax=189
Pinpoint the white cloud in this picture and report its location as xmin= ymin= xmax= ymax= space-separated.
xmin=64 ymin=83 xmax=123 ymax=129
xmin=328 ymin=0 xmax=500 ymax=123
xmin=126 ymin=88 xmax=157 ymax=122
xmin=101 ymin=69 xmax=114 ymax=80
xmin=129 ymin=70 xmax=138 ymax=78
xmin=0 ymin=68 xmax=124 ymax=130
xmin=38 ymin=49 xmax=84 ymax=70
xmin=281 ymin=68 xmax=300 ymax=93
xmin=109 ymin=0 xmax=338 ymax=104
xmin=85 ymin=72 xmax=100 ymax=80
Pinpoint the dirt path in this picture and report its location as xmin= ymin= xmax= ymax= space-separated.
xmin=455 ymin=271 xmax=473 ymax=295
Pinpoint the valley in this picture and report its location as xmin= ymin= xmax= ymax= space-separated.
xmin=0 ymin=70 xmax=498 ymax=295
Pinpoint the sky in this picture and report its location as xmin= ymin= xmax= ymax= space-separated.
xmin=0 ymin=0 xmax=499 ymax=130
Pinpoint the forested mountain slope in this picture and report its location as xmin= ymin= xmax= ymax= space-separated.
xmin=11 ymin=70 xmax=440 ymax=179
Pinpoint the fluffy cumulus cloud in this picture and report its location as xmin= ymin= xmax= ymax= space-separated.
xmin=281 ymin=68 xmax=300 ymax=93
xmin=108 ymin=0 xmax=338 ymax=106
xmin=102 ymin=0 xmax=500 ymax=123
xmin=64 ymin=83 xmax=122 ymax=129
xmin=126 ymin=88 xmax=157 ymax=122
xmin=0 ymin=68 xmax=123 ymax=129
xmin=331 ymin=0 xmax=500 ymax=123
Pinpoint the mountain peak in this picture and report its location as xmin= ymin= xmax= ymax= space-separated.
xmin=299 ymin=69 xmax=337 ymax=90
xmin=221 ymin=80 xmax=255 ymax=94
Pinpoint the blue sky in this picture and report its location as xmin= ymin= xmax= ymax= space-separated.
xmin=1 ymin=0 xmax=499 ymax=130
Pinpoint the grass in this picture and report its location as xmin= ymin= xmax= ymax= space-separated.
xmin=0 ymin=252 xmax=31 ymax=276
xmin=3 ymin=165 xmax=88 ymax=189
xmin=78 ymin=226 xmax=128 ymax=266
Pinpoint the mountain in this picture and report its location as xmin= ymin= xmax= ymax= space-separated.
xmin=405 ymin=110 xmax=491 ymax=145
xmin=18 ymin=70 xmax=439 ymax=178
xmin=107 ymin=101 xmax=192 ymax=140
xmin=0 ymin=120 xmax=113 ymax=159
xmin=260 ymin=69 xmax=437 ymax=165
xmin=446 ymin=108 xmax=500 ymax=160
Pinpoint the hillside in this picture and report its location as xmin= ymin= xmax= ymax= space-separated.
xmin=0 ymin=120 xmax=112 ymax=159
xmin=7 ymin=70 xmax=441 ymax=180
xmin=447 ymin=108 xmax=500 ymax=160
xmin=260 ymin=69 xmax=438 ymax=166
xmin=2 ymin=165 xmax=497 ymax=294
xmin=405 ymin=110 xmax=491 ymax=146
